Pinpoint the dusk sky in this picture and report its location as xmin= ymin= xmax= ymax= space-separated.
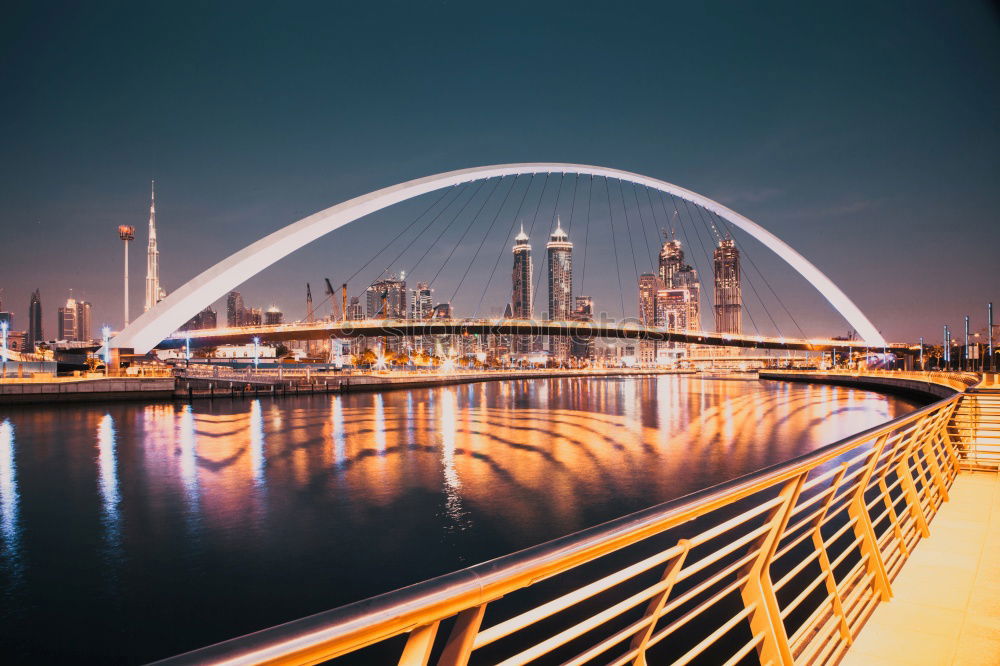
xmin=1 ymin=1 xmax=997 ymax=342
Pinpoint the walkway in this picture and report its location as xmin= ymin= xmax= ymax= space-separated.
xmin=842 ymin=470 xmax=1000 ymax=665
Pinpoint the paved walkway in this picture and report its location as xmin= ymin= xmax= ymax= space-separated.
xmin=842 ymin=471 xmax=1000 ymax=665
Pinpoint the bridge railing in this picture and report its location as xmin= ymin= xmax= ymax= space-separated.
xmin=156 ymin=374 xmax=967 ymax=665
xmin=766 ymin=368 xmax=982 ymax=391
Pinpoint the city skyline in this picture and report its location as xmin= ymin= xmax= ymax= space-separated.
xmin=1 ymin=3 xmax=997 ymax=344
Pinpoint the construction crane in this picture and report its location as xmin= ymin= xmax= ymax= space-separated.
xmin=324 ymin=279 xmax=338 ymax=320
xmin=324 ymin=278 xmax=349 ymax=321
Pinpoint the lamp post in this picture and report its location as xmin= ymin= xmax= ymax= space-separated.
xmin=185 ymin=335 xmax=191 ymax=368
xmin=989 ymin=302 xmax=995 ymax=372
xmin=118 ymin=225 xmax=135 ymax=327
xmin=1 ymin=320 xmax=8 ymax=379
xmin=919 ymin=336 xmax=924 ymax=370
xmin=943 ymin=325 xmax=950 ymax=370
xmin=101 ymin=326 xmax=111 ymax=370
xmin=252 ymin=336 xmax=260 ymax=370
xmin=964 ymin=315 xmax=970 ymax=372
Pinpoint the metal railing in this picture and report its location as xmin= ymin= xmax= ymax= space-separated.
xmin=950 ymin=381 xmax=1000 ymax=471
xmin=157 ymin=373 xmax=971 ymax=666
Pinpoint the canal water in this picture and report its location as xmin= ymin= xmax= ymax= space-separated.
xmin=0 ymin=376 xmax=921 ymax=663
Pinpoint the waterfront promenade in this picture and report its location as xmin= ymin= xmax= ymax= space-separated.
xmin=843 ymin=470 xmax=1000 ymax=665
xmin=153 ymin=370 xmax=1000 ymax=665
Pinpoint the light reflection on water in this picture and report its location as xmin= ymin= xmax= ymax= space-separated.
xmin=96 ymin=413 xmax=120 ymax=552
xmin=0 ymin=376 xmax=921 ymax=663
xmin=0 ymin=418 xmax=19 ymax=572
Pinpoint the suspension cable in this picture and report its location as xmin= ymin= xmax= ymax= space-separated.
xmin=450 ymin=175 xmax=518 ymax=304
xmin=565 ymin=174 xmax=580 ymax=234
xmin=604 ymin=177 xmax=626 ymax=319
xmin=615 ymin=179 xmax=642 ymax=289
xmin=309 ymin=185 xmax=459 ymax=315
xmin=631 ymin=183 xmax=657 ymax=273
xmin=475 ymin=174 xmax=536 ymax=317
xmin=532 ymin=174 xmax=567 ymax=314
xmin=369 ymin=178 xmax=489 ymax=303
xmin=579 ymin=175 xmax=594 ymax=294
xmin=429 ymin=176 xmax=505 ymax=291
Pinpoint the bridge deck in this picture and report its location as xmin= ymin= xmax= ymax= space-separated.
xmin=842 ymin=469 xmax=1000 ymax=665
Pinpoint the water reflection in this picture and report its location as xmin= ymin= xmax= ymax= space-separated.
xmin=177 ymin=404 xmax=200 ymax=509
xmin=373 ymin=394 xmax=386 ymax=454
xmin=249 ymin=400 xmax=265 ymax=486
xmin=96 ymin=413 xmax=120 ymax=549
xmin=0 ymin=376 xmax=922 ymax=663
xmin=0 ymin=419 xmax=19 ymax=568
xmin=331 ymin=396 xmax=346 ymax=467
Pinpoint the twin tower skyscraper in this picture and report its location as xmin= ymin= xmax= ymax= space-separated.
xmin=511 ymin=218 xmax=575 ymax=358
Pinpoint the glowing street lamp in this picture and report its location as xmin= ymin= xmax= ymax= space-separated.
xmin=253 ymin=336 xmax=260 ymax=369
xmin=185 ymin=335 xmax=191 ymax=366
xmin=374 ymin=344 xmax=387 ymax=372
xmin=1 ymin=320 xmax=7 ymax=378
xmin=102 ymin=326 xmax=112 ymax=366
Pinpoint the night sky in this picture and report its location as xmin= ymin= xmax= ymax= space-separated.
xmin=1 ymin=1 xmax=997 ymax=342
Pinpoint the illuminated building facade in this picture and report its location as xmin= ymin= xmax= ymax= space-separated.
xmin=546 ymin=219 xmax=573 ymax=360
xmin=713 ymin=238 xmax=742 ymax=335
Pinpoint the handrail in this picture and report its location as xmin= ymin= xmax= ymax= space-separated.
xmin=155 ymin=371 xmax=974 ymax=666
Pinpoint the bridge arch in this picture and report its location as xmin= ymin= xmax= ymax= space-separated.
xmin=111 ymin=163 xmax=886 ymax=353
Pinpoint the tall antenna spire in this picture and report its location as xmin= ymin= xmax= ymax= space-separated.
xmin=144 ymin=179 xmax=161 ymax=312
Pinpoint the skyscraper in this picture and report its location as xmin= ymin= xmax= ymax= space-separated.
xmin=58 ymin=297 xmax=78 ymax=341
xmin=637 ymin=273 xmax=663 ymax=366
xmin=366 ymin=274 xmax=407 ymax=319
xmin=659 ymin=237 xmax=701 ymax=331
xmin=346 ymin=297 xmax=363 ymax=320
xmin=511 ymin=224 xmax=532 ymax=355
xmin=367 ymin=273 xmax=407 ymax=352
xmin=181 ymin=306 xmax=217 ymax=331
xmin=409 ymin=282 xmax=433 ymax=319
xmin=546 ymin=219 xmax=573 ymax=360
xmin=408 ymin=282 xmax=433 ymax=352
xmin=713 ymin=237 xmax=742 ymax=335
xmin=27 ymin=289 xmax=42 ymax=350
xmin=658 ymin=239 xmax=684 ymax=286
xmin=144 ymin=181 xmax=163 ymax=312
xmin=570 ymin=295 xmax=594 ymax=361
xmin=227 ymin=291 xmax=244 ymax=327
xmin=75 ymin=300 xmax=92 ymax=341
xmin=264 ymin=306 xmax=283 ymax=325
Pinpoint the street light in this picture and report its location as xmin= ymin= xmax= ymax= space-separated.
xmin=185 ymin=335 xmax=191 ymax=367
xmin=252 ymin=336 xmax=260 ymax=369
xmin=964 ymin=315 xmax=970 ymax=371
xmin=118 ymin=225 xmax=135 ymax=327
xmin=101 ymin=326 xmax=111 ymax=368
xmin=1 ymin=320 xmax=8 ymax=378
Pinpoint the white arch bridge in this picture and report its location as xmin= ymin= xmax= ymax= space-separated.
xmin=110 ymin=163 xmax=890 ymax=354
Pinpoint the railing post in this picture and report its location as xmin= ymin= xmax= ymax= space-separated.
xmin=848 ymin=433 xmax=893 ymax=601
xmin=938 ymin=399 xmax=962 ymax=471
xmin=398 ymin=621 xmax=440 ymax=666
xmin=919 ymin=408 xmax=952 ymax=502
xmin=740 ymin=475 xmax=805 ymax=666
xmin=437 ymin=603 xmax=488 ymax=666
xmin=896 ymin=437 xmax=931 ymax=539
xmin=811 ymin=464 xmax=852 ymax=642
xmin=629 ymin=540 xmax=690 ymax=665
